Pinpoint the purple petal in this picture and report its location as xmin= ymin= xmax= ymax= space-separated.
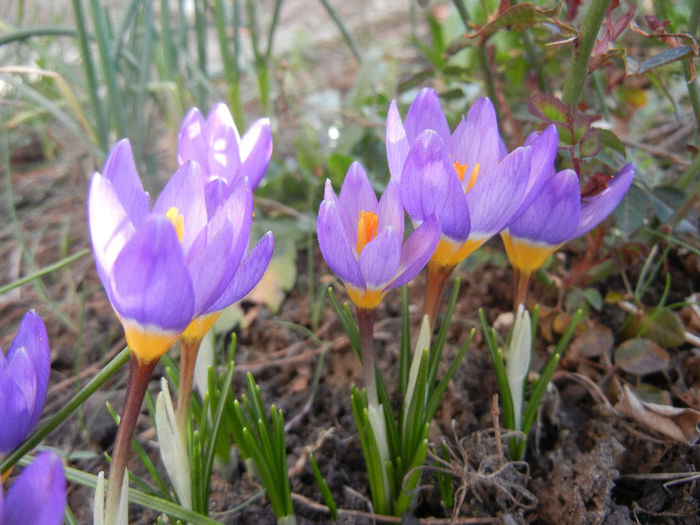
xmin=317 ymin=200 xmax=365 ymax=289
xmin=177 ymin=107 xmax=207 ymax=168
xmin=511 ymin=124 xmax=558 ymax=221
xmin=208 ymin=232 xmax=274 ymax=311
xmin=109 ymin=216 xmax=194 ymax=331
xmin=0 ymin=354 xmax=32 ymax=453
xmin=466 ymin=146 xmax=531 ymax=236
xmin=387 ymin=214 xmax=440 ymax=289
xmin=508 ymin=169 xmax=580 ymax=245
xmin=403 ymin=87 xmax=451 ymax=143
xmin=4 ymin=450 xmax=66 ymax=525
xmin=338 ymin=162 xmax=379 ymax=247
xmin=101 ymin=139 xmax=150 ymax=226
xmin=187 ymin=220 xmax=235 ymax=316
xmin=571 ymin=163 xmax=635 ymax=238
xmin=7 ymin=311 xmax=49 ymax=430
xmin=378 ymin=179 xmax=404 ymax=239
xmin=401 ymin=130 xmax=470 ymax=242
xmin=88 ymin=173 xmax=136 ymax=295
xmin=358 ymin=228 xmax=401 ymax=289
xmin=204 ymin=176 xmax=231 ymax=218
xmin=152 ymin=161 xmax=208 ymax=254
xmin=206 ymin=103 xmax=241 ymax=182
xmin=239 ymin=118 xmax=273 ymax=190
xmin=448 ymin=97 xmax=504 ymax=175
xmin=386 ymin=100 xmax=410 ymax=180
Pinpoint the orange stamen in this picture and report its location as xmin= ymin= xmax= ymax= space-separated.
xmin=453 ymin=161 xmax=480 ymax=193
xmin=356 ymin=210 xmax=378 ymax=255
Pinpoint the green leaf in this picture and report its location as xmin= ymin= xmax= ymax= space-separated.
xmin=614 ymin=338 xmax=670 ymax=375
xmin=528 ymin=92 xmax=568 ymax=123
xmin=626 ymin=307 xmax=686 ymax=349
xmin=650 ymin=186 xmax=698 ymax=234
xmin=612 ymin=184 xmax=648 ymax=236
xmin=636 ymin=46 xmax=692 ymax=74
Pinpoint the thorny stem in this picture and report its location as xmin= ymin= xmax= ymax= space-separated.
xmin=356 ymin=307 xmax=378 ymax=408
xmin=683 ymin=0 xmax=700 ymax=131
xmin=176 ymin=337 xmax=201 ymax=437
xmin=561 ymin=0 xmax=612 ymax=106
xmin=423 ymin=263 xmax=455 ymax=327
xmin=105 ymin=353 xmax=158 ymax=525
xmin=513 ymin=269 xmax=532 ymax=312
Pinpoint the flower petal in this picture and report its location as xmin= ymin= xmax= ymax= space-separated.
xmin=7 ymin=311 xmax=49 ymax=431
xmin=467 ymin=146 xmax=531 ymax=236
xmin=386 ymin=100 xmax=410 ymax=180
xmin=101 ymin=139 xmax=150 ymax=226
xmin=403 ymin=87 xmax=451 ymax=143
xmin=358 ymin=227 xmax=401 ymax=289
xmin=387 ymin=214 xmax=440 ymax=289
xmin=208 ymin=231 xmax=274 ymax=311
xmin=401 ymin=130 xmax=470 ymax=242
xmin=109 ymin=215 xmax=194 ymax=332
xmin=239 ymin=118 xmax=273 ymax=190
xmin=448 ymin=97 xmax=504 ymax=175
xmin=0 ymin=356 xmax=32 ymax=453
xmin=152 ymin=161 xmax=208 ymax=254
xmin=4 ymin=450 xmax=66 ymax=525
xmin=571 ymin=163 xmax=635 ymax=238
xmin=206 ymin=103 xmax=241 ymax=181
xmin=508 ymin=169 xmax=580 ymax=244
xmin=177 ymin=107 xmax=207 ymax=168
xmin=338 ymin=162 xmax=379 ymax=246
xmin=511 ymin=124 xmax=558 ymax=220
xmin=317 ymin=200 xmax=365 ymax=289
xmin=88 ymin=173 xmax=136 ymax=295
xmin=378 ymin=179 xmax=404 ymax=239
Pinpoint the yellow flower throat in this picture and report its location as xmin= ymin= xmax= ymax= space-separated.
xmin=453 ymin=161 xmax=480 ymax=193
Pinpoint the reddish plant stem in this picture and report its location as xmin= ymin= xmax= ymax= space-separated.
xmin=105 ymin=353 xmax=158 ymax=524
xmin=176 ymin=337 xmax=201 ymax=436
xmin=422 ymin=263 xmax=455 ymax=327
xmin=513 ymin=269 xmax=532 ymax=312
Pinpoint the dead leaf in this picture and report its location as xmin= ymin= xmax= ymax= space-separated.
xmin=614 ymin=338 xmax=670 ymax=375
xmin=614 ymin=384 xmax=700 ymax=444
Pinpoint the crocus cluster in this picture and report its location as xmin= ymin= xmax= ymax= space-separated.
xmin=386 ymin=88 xmax=558 ymax=320
xmin=88 ymin=103 xmax=273 ymax=521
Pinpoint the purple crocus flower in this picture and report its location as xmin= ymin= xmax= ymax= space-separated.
xmin=88 ymin=138 xmax=273 ymax=362
xmin=317 ymin=161 xmax=440 ymax=311
xmin=0 ymin=311 xmax=49 ymax=454
xmin=502 ymin=164 xmax=636 ymax=274
xmin=388 ymin=88 xmax=557 ymax=270
xmin=1 ymin=450 xmax=66 ymax=525
xmin=178 ymin=103 xmax=273 ymax=191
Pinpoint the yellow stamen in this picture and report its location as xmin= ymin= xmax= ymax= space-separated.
xmin=346 ymin=286 xmax=384 ymax=310
xmin=166 ymin=207 xmax=185 ymax=243
xmin=501 ymin=232 xmax=558 ymax=274
xmin=430 ymin=237 xmax=485 ymax=270
xmin=356 ymin=210 xmax=379 ymax=255
xmin=181 ymin=312 xmax=222 ymax=343
xmin=453 ymin=162 xmax=480 ymax=193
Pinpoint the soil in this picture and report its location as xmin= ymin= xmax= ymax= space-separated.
xmin=2 ymin=3 xmax=700 ymax=524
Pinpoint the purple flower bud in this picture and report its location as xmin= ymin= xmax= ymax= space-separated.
xmin=0 ymin=311 xmax=50 ymax=454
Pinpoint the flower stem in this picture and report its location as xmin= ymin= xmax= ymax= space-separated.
xmin=105 ymin=353 xmax=158 ymax=525
xmin=355 ymin=307 xmax=377 ymax=408
xmin=423 ymin=263 xmax=454 ymax=327
xmin=176 ymin=337 xmax=201 ymax=438
xmin=513 ymin=269 xmax=532 ymax=311
xmin=561 ymin=0 xmax=612 ymax=106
